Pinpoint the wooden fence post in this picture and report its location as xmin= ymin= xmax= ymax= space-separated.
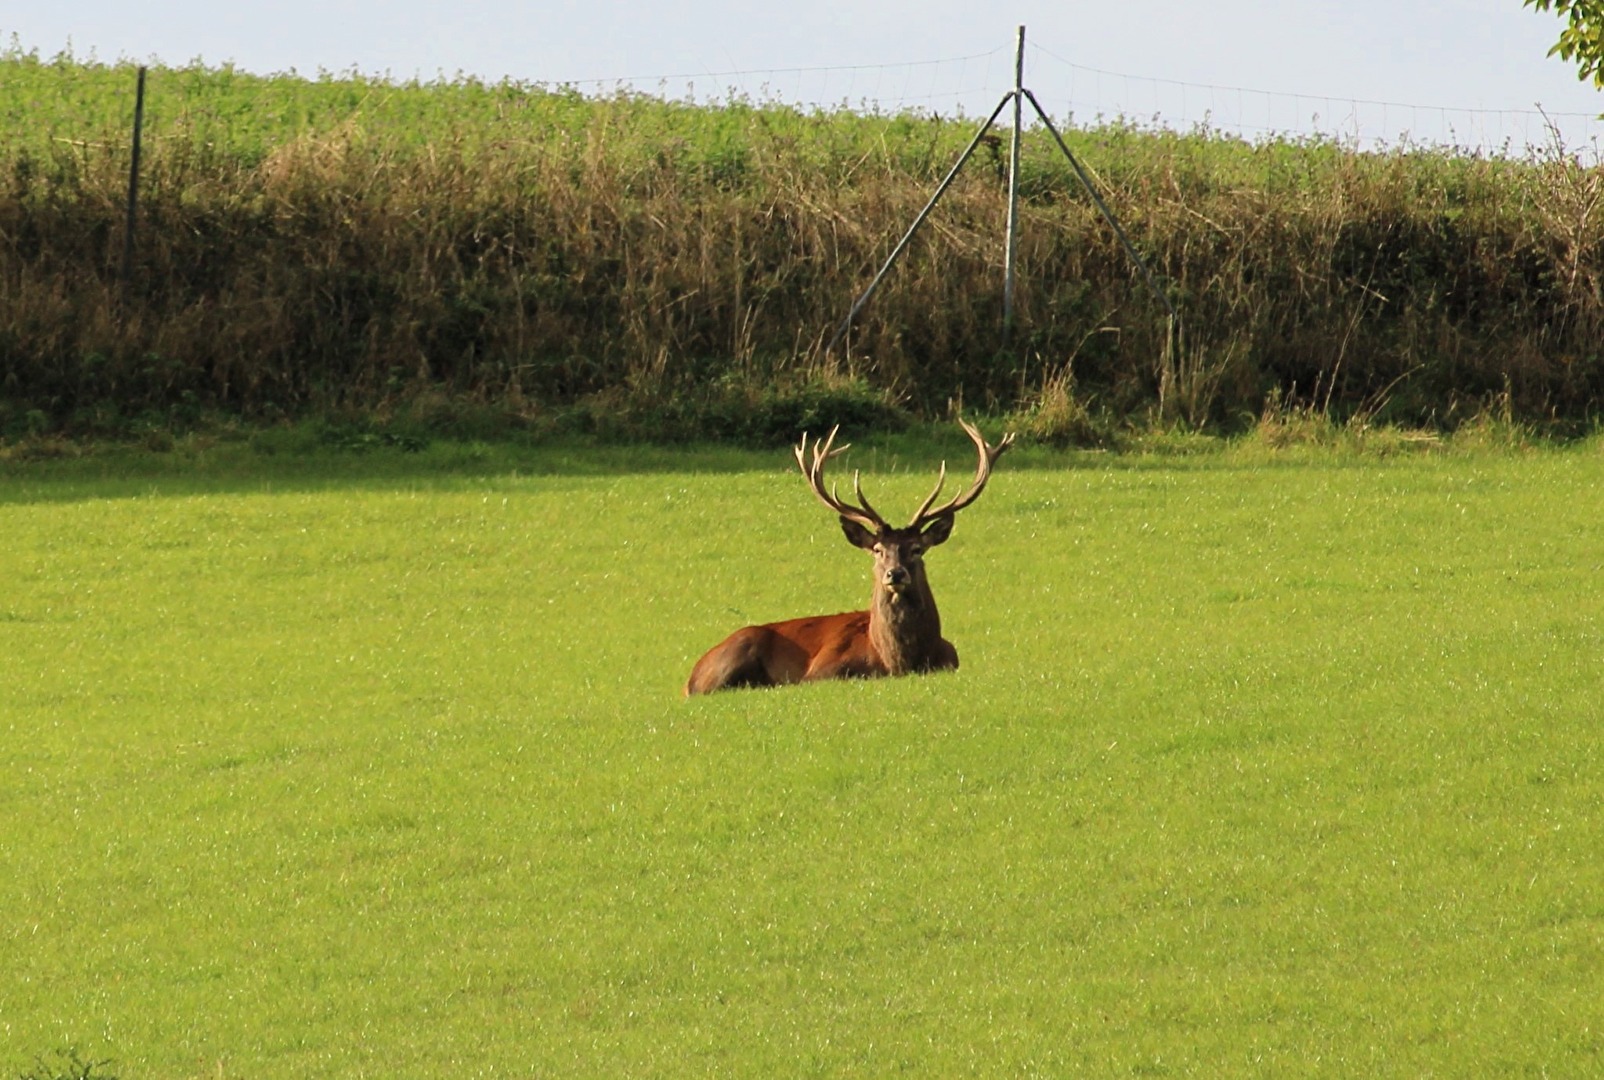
xmin=121 ymin=65 xmax=147 ymax=295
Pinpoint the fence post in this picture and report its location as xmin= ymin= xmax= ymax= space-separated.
xmin=1003 ymin=25 xmax=1025 ymax=338
xmin=121 ymin=65 xmax=147 ymax=295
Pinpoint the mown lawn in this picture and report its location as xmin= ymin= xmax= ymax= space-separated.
xmin=3 ymin=438 xmax=1602 ymax=1077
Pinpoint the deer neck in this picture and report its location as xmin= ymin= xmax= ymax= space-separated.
xmin=869 ymin=577 xmax=944 ymax=675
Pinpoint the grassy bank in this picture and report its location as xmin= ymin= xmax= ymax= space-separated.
xmin=1 ymin=47 xmax=1602 ymax=441
xmin=4 ymin=437 xmax=1604 ymax=1075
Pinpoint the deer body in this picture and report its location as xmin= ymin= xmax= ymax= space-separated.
xmin=685 ymin=421 xmax=1011 ymax=696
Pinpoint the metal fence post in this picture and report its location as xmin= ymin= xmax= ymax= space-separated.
xmin=1003 ymin=25 xmax=1025 ymax=338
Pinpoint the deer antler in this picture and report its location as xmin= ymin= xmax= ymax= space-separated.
xmin=908 ymin=418 xmax=1016 ymax=528
xmin=794 ymin=426 xmax=889 ymax=533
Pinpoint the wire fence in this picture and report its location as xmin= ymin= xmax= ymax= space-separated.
xmin=552 ymin=36 xmax=1603 ymax=160
xmin=554 ymin=45 xmax=1016 ymax=118
xmin=1031 ymin=44 xmax=1603 ymax=158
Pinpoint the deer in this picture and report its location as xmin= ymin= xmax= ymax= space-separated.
xmin=684 ymin=419 xmax=1015 ymax=695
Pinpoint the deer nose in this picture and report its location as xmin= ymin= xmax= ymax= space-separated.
xmin=884 ymin=566 xmax=911 ymax=588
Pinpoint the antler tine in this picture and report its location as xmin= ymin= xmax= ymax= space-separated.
xmin=794 ymin=426 xmax=887 ymax=531
xmin=794 ymin=424 xmax=844 ymax=473
xmin=907 ymin=459 xmax=949 ymax=526
xmin=850 ymin=469 xmax=887 ymax=526
xmin=816 ymin=425 xmax=849 ymax=466
xmin=794 ymin=428 xmax=847 ymax=498
xmin=909 ymin=418 xmax=1016 ymax=527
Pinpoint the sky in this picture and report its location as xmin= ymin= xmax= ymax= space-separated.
xmin=5 ymin=1 xmax=1603 ymax=155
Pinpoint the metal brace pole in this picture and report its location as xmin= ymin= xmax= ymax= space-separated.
xmin=1022 ymin=86 xmax=1178 ymax=327
xmin=1024 ymin=87 xmax=1182 ymax=406
xmin=825 ymin=91 xmax=1016 ymax=355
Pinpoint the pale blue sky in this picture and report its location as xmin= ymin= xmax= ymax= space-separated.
xmin=5 ymin=1 xmax=1602 ymax=153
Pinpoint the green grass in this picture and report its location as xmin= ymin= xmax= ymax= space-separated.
xmin=0 ymin=42 xmax=979 ymax=178
xmin=3 ymin=436 xmax=1603 ymax=1076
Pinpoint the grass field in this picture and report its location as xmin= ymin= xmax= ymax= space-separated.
xmin=3 ymin=434 xmax=1603 ymax=1077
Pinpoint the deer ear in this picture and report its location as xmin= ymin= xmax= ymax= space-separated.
xmin=839 ymin=517 xmax=877 ymax=549
xmin=920 ymin=513 xmax=955 ymax=547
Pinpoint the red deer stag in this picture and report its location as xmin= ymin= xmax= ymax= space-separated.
xmin=685 ymin=419 xmax=1014 ymax=695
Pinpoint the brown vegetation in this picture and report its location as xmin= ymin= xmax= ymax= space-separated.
xmin=1 ymin=59 xmax=1601 ymax=439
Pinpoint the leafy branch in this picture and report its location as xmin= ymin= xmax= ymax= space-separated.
xmin=1525 ymin=0 xmax=1604 ymax=89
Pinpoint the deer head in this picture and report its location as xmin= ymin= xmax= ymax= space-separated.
xmin=794 ymin=419 xmax=1015 ymax=615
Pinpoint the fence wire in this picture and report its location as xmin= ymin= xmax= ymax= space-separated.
xmin=555 ymin=37 xmax=1604 ymax=159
